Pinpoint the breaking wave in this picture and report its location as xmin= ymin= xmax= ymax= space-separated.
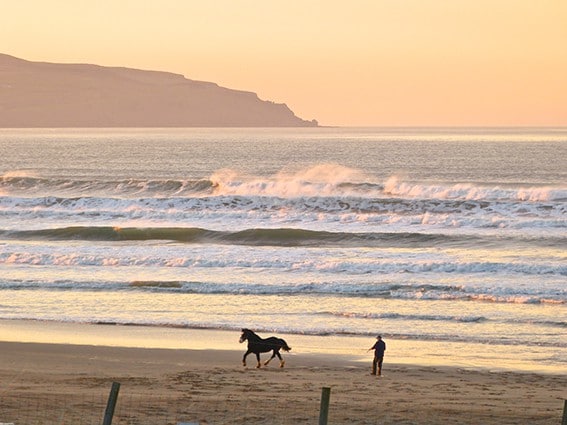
xmin=2 ymin=165 xmax=566 ymax=202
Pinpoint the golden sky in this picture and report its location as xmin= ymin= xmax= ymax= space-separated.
xmin=3 ymin=0 xmax=567 ymax=126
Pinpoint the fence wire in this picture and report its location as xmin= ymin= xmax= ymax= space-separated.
xmin=1 ymin=387 xmax=564 ymax=425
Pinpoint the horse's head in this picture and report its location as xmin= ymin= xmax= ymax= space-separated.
xmin=239 ymin=328 xmax=250 ymax=344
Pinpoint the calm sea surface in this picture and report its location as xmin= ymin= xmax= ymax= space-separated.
xmin=0 ymin=128 xmax=566 ymax=373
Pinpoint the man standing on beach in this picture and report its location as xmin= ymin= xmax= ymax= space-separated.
xmin=368 ymin=335 xmax=386 ymax=376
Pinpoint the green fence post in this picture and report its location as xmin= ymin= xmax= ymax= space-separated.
xmin=319 ymin=387 xmax=331 ymax=425
xmin=102 ymin=382 xmax=121 ymax=425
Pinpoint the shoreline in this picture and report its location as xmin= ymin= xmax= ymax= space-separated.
xmin=1 ymin=318 xmax=564 ymax=375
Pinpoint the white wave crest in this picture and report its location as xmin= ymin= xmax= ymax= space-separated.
xmin=210 ymin=164 xmax=374 ymax=197
xmin=384 ymin=176 xmax=566 ymax=202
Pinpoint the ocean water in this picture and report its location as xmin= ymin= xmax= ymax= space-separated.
xmin=0 ymin=127 xmax=566 ymax=373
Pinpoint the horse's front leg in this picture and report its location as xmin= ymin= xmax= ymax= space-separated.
xmin=243 ymin=350 xmax=251 ymax=367
xmin=255 ymin=353 xmax=262 ymax=368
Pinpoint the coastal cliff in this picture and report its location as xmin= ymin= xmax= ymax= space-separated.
xmin=0 ymin=53 xmax=317 ymax=127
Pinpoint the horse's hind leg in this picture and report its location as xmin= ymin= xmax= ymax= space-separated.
xmin=265 ymin=350 xmax=285 ymax=367
xmin=276 ymin=351 xmax=285 ymax=368
xmin=264 ymin=351 xmax=277 ymax=366
xmin=255 ymin=353 xmax=262 ymax=368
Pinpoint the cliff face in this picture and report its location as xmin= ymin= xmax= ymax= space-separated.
xmin=0 ymin=53 xmax=318 ymax=127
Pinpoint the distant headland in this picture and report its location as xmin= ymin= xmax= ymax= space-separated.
xmin=0 ymin=53 xmax=318 ymax=128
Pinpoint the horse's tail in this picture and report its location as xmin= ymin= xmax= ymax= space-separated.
xmin=280 ymin=339 xmax=291 ymax=352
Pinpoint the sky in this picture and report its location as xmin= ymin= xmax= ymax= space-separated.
xmin=2 ymin=0 xmax=567 ymax=127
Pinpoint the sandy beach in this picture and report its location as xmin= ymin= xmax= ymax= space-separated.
xmin=1 ymin=324 xmax=565 ymax=425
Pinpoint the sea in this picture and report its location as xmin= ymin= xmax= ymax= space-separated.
xmin=0 ymin=127 xmax=566 ymax=373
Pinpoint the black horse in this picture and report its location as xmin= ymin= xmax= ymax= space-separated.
xmin=239 ymin=328 xmax=291 ymax=368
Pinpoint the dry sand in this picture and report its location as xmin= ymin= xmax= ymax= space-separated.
xmin=0 ymin=338 xmax=565 ymax=425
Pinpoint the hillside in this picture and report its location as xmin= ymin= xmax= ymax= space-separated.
xmin=0 ymin=53 xmax=317 ymax=127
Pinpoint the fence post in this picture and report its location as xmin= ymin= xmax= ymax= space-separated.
xmin=319 ymin=387 xmax=331 ymax=425
xmin=102 ymin=382 xmax=121 ymax=425
xmin=562 ymin=400 xmax=567 ymax=425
